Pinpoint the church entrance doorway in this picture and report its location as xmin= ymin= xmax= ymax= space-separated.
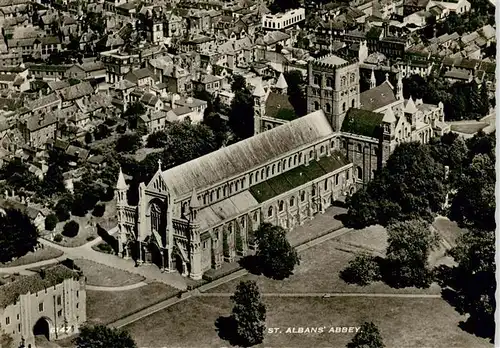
xmin=149 ymin=242 xmax=163 ymax=269
xmin=33 ymin=317 xmax=51 ymax=340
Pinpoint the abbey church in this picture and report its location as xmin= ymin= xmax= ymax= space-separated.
xmin=115 ymin=53 xmax=450 ymax=280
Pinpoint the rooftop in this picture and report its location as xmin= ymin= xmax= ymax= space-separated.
xmin=341 ymin=108 xmax=385 ymax=138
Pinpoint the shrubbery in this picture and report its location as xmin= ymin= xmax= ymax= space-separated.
xmin=340 ymin=254 xmax=381 ymax=286
xmin=44 ymin=214 xmax=58 ymax=231
xmin=62 ymin=220 xmax=79 ymax=238
xmin=54 ymin=234 xmax=63 ymax=242
xmin=92 ymin=204 xmax=105 ymax=217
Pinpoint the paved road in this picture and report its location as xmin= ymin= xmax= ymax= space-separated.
xmin=197 ymin=292 xmax=441 ymax=298
xmin=86 ymin=282 xmax=148 ymax=292
xmin=0 ymin=227 xmax=188 ymax=290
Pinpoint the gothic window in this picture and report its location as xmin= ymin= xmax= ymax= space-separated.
xmin=314 ymin=101 xmax=320 ymax=110
xmin=311 ymin=185 xmax=316 ymax=196
xmin=249 ymin=173 xmax=253 ymax=185
xmin=290 ymin=197 xmax=295 ymax=206
xmin=256 ymin=171 xmax=259 ymax=181
xmin=357 ymin=144 xmax=362 ymax=152
xmin=210 ymin=191 xmax=214 ymax=202
xmin=240 ymin=217 xmax=245 ymax=228
xmin=351 ymin=99 xmax=355 ymax=108
xmin=229 ymin=183 xmax=233 ymax=193
xmin=341 ymin=76 xmax=346 ymax=87
xmin=309 ymin=150 xmax=314 ymax=159
xmin=356 ymin=167 xmax=363 ymax=180
xmin=325 ymin=103 xmax=331 ymax=113
xmin=324 ymin=179 xmax=328 ymax=190
xmin=350 ymin=73 xmax=355 ymax=83
xmin=266 ymin=167 xmax=270 ymax=177
xmin=253 ymin=212 xmax=258 ymax=221
xmin=278 ymin=200 xmax=284 ymax=211
xmin=288 ymin=157 xmax=292 ymax=167
xmin=320 ymin=145 xmax=325 ymax=154
xmin=261 ymin=168 xmax=265 ymax=179
xmin=242 ymin=178 xmax=245 ymax=187
xmin=342 ymin=102 xmax=346 ymax=112
xmin=150 ymin=202 xmax=162 ymax=233
xmin=235 ymin=181 xmax=239 ymax=191
xmin=298 ymin=153 xmax=302 ymax=163
xmin=217 ymin=188 xmax=221 ymax=199
xmin=293 ymin=154 xmax=297 ymax=165
xmin=272 ymin=164 xmax=276 ymax=175
xmin=223 ymin=186 xmax=227 ymax=196
xmin=347 ymin=170 xmax=350 ymax=180
xmin=203 ymin=194 xmax=207 ymax=205
xmin=300 ymin=191 xmax=306 ymax=201
xmin=335 ymin=174 xmax=339 ymax=185
xmin=278 ymin=162 xmax=281 ymax=172
xmin=268 ymin=206 xmax=274 ymax=217
xmin=314 ymin=74 xmax=320 ymax=85
xmin=326 ymin=77 xmax=333 ymax=87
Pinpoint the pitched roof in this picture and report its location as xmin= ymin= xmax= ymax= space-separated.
xmin=161 ymin=110 xmax=334 ymax=198
xmin=341 ymin=108 xmax=384 ymax=138
xmin=265 ymin=92 xmax=295 ymax=119
xmin=382 ymin=107 xmax=397 ymax=123
xmin=58 ymin=81 xmax=94 ymax=101
xmin=252 ymin=81 xmax=265 ymax=97
xmin=359 ymin=81 xmax=397 ymax=112
xmin=404 ymin=97 xmax=418 ymax=114
xmin=275 ymin=73 xmax=288 ymax=89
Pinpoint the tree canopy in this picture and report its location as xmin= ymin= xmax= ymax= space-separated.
xmin=115 ymin=133 xmax=142 ymax=153
xmin=386 ymin=219 xmax=439 ymax=288
xmin=254 ymin=223 xmax=300 ymax=279
xmin=347 ymin=322 xmax=385 ymax=348
xmin=76 ymin=325 xmax=137 ymax=348
xmin=229 ymin=86 xmax=254 ymax=139
xmin=230 ymin=280 xmax=266 ymax=347
xmin=346 ymin=142 xmax=446 ymax=228
xmin=0 ymin=208 xmax=39 ymax=263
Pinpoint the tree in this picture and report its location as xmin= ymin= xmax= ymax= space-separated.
xmin=44 ymin=213 xmax=58 ymax=231
xmin=76 ymin=325 xmax=137 ymax=348
xmin=62 ymin=220 xmax=79 ymax=238
xmin=254 ymin=223 xmax=300 ymax=279
xmin=231 ymin=74 xmax=246 ymax=92
xmin=41 ymin=163 xmax=66 ymax=197
xmin=340 ymin=254 xmax=381 ymax=286
xmin=385 ymin=219 xmax=439 ymax=288
xmin=230 ymin=280 xmax=266 ymax=347
xmin=0 ymin=159 xmax=40 ymax=192
xmin=122 ymin=102 xmax=146 ymax=130
xmin=0 ymin=208 xmax=39 ymax=263
xmin=92 ymin=204 xmax=105 ymax=217
xmin=347 ymin=322 xmax=385 ymax=348
xmin=284 ymin=70 xmax=307 ymax=116
xmin=229 ymin=88 xmax=254 ymax=139
xmin=55 ymin=194 xmax=74 ymax=222
xmin=269 ymin=0 xmax=300 ymax=14
xmin=84 ymin=132 xmax=93 ymax=144
xmin=115 ymin=133 xmax=141 ymax=153
xmin=346 ymin=142 xmax=446 ymax=228
xmin=446 ymin=229 xmax=495 ymax=339
xmin=450 ymin=153 xmax=495 ymax=231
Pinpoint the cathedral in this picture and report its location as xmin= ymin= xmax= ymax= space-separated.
xmin=115 ymin=53 xmax=450 ymax=279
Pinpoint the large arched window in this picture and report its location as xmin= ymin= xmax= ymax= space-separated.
xmin=314 ymin=75 xmax=320 ymax=85
xmin=342 ymin=102 xmax=346 ymax=112
xmin=288 ymin=157 xmax=292 ymax=167
xmin=326 ymin=77 xmax=333 ymax=87
xmin=235 ymin=181 xmax=239 ymax=191
xmin=293 ymin=154 xmax=297 ymax=165
xmin=272 ymin=164 xmax=275 ymax=175
xmin=298 ymin=153 xmax=302 ymax=163
xmin=266 ymin=167 xmax=270 ymax=177
xmin=314 ymin=101 xmax=320 ymax=110
xmin=325 ymin=103 xmax=331 ymax=113
xmin=311 ymin=185 xmax=316 ymax=196
xmin=324 ymin=179 xmax=328 ymax=190
xmin=217 ymin=188 xmax=221 ymax=199
xmin=150 ymin=202 xmax=162 ymax=232
xmin=300 ymin=191 xmax=306 ymax=201
xmin=261 ymin=168 xmax=265 ymax=179
xmin=229 ymin=183 xmax=233 ymax=194
xmin=249 ymin=173 xmax=253 ymax=185
xmin=290 ymin=196 xmax=295 ymax=206
xmin=309 ymin=150 xmax=314 ymax=159
xmin=279 ymin=200 xmax=284 ymax=211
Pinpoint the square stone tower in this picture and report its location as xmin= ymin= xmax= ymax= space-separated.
xmin=307 ymin=54 xmax=360 ymax=131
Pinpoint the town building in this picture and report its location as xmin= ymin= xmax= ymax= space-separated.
xmin=0 ymin=264 xmax=86 ymax=348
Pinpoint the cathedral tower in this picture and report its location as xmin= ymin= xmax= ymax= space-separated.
xmin=307 ymin=54 xmax=360 ymax=131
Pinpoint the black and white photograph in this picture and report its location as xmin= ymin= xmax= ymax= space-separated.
xmin=0 ymin=0 xmax=496 ymax=346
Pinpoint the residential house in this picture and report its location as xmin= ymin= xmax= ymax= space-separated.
xmin=18 ymin=112 xmax=58 ymax=149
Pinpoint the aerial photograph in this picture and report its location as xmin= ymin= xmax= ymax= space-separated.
xmin=0 ymin=0 xmax=495 ymax=346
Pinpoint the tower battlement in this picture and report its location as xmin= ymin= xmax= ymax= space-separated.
xmin=312 ymin=53 xmax=358 ymax=70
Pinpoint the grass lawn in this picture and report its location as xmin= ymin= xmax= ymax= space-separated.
xmin=86 ymin=282 xmax=180 ymax=325
xmin=451 ymin=123 xmax=487 ymax=134
xmin=73 ymin=259 xmax=144 ymax=287
xmin=0 ymin=246 xmax=63 ymax=267
xmin=206 ymin=234 xmax=442 ymax=295
xmin=124 ymin=296 xmax=492 ymax=348
xmin=50 ymin=200 xmax=117 ymax=247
